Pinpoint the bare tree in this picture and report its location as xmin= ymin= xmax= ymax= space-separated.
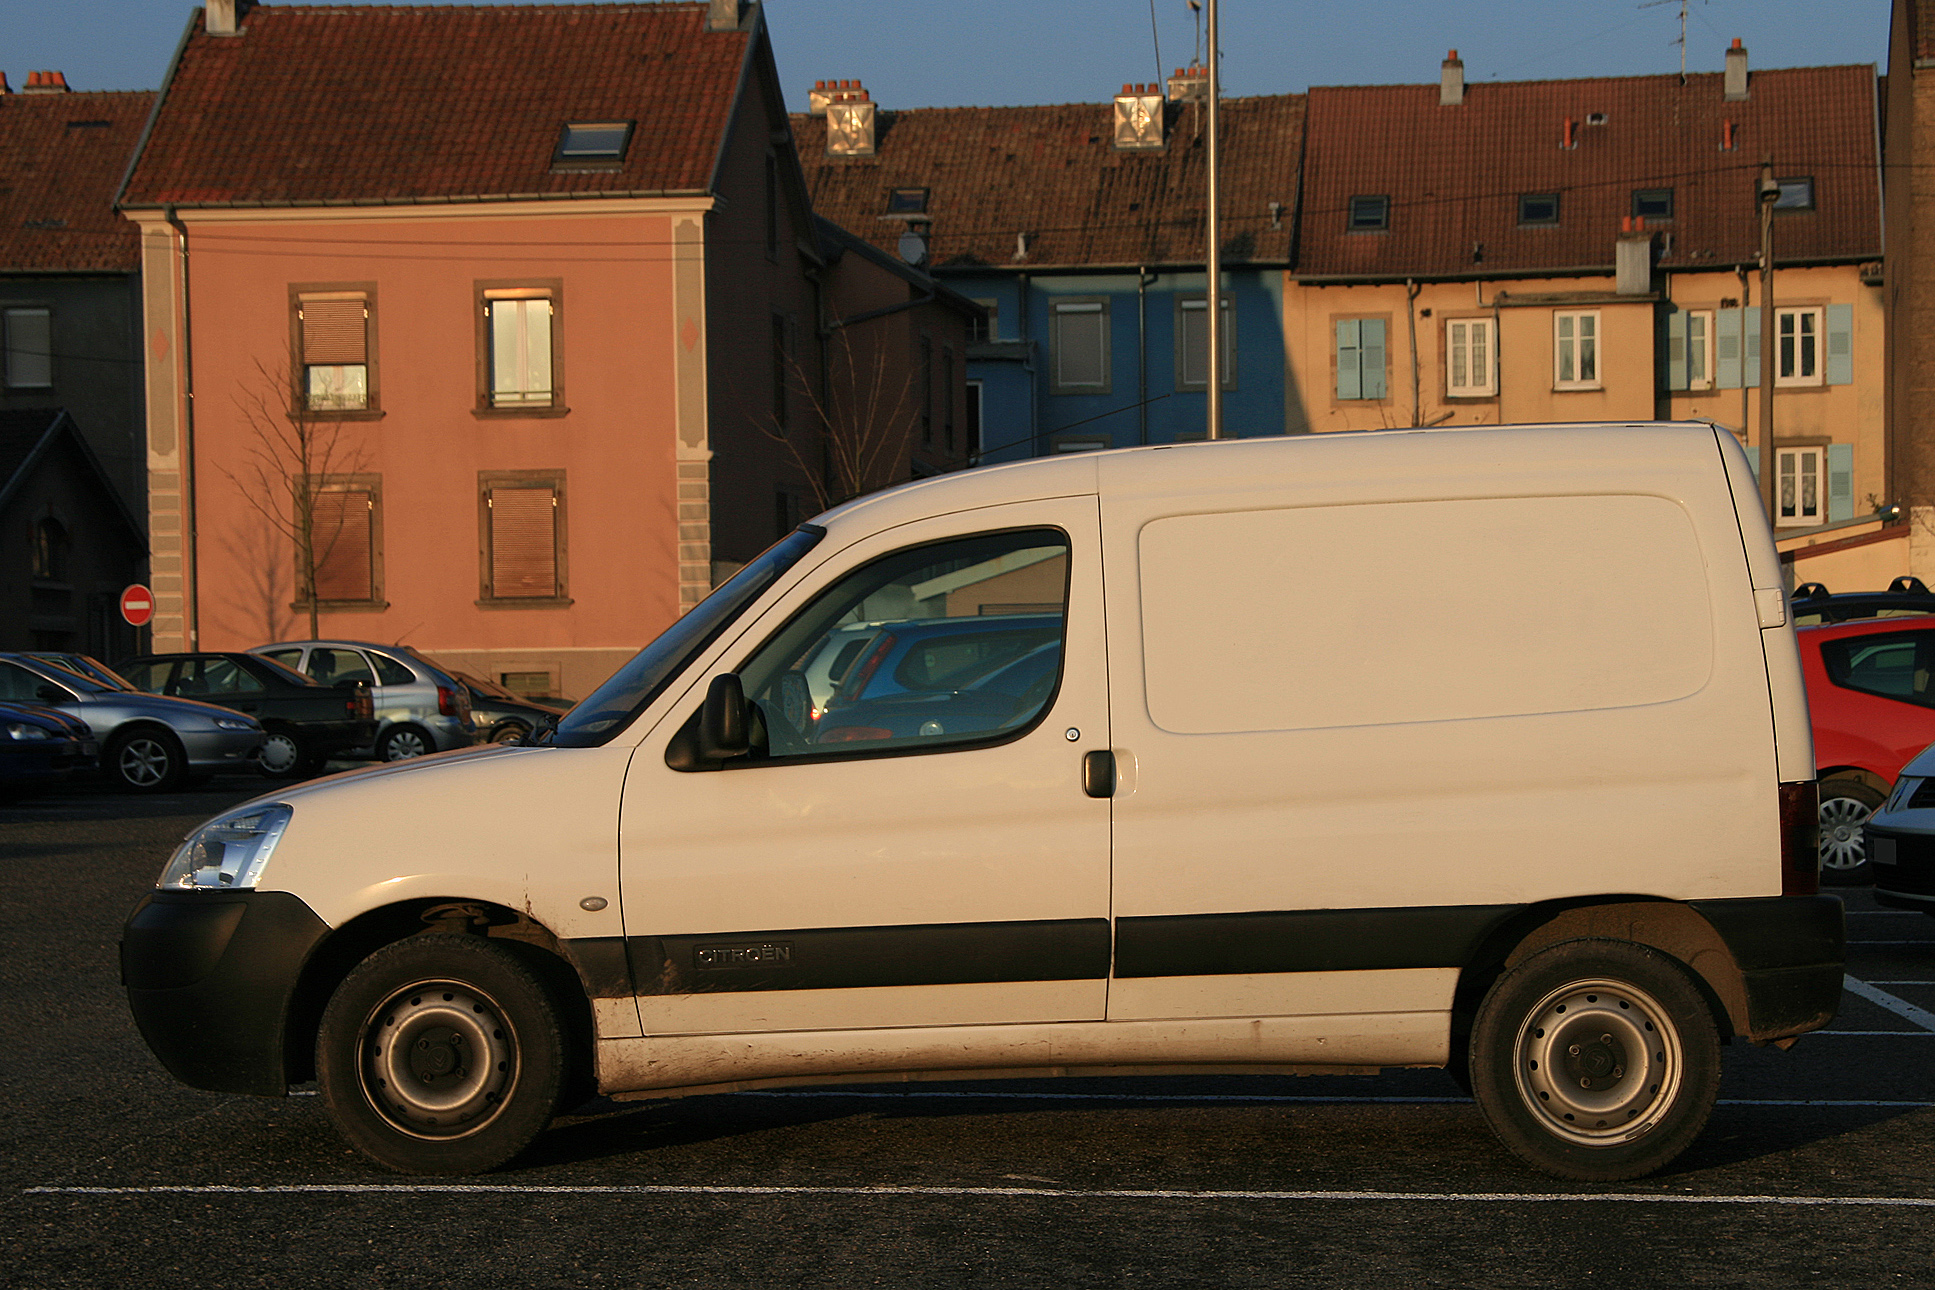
xmin=217 ymin=358 xmax=369 ymax=640
xmin=763 ymin=326 xmax=923 ymax=513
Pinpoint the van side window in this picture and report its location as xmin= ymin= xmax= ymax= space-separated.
xmin=736 ymin=529 xmax=1069 ymax=760
xmin=1819 ymin=631 xmax=1935 ymax=707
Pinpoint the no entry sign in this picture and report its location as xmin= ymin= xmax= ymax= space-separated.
xmin=119 ymin=584 xmax=155 ymax=628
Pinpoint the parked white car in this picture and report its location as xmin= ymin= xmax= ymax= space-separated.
xmin=123 ymin=424 xmax=1841 ymax=1181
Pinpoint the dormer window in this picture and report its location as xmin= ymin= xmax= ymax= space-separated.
xmin=887 ymin=187 xmax=929 ymax=215
xmin=553 ymin=121 xmax=633 ymax=170
xmin=1348 ymin=195 xmax=1390 ymax=231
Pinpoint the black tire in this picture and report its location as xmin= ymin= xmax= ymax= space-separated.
xmin=255 ymin=728 xmax=315 ymax=780
xmin=377 ymin=724 xmax=434 ymax=762
xmin=104 ymin=726 xmax=187 ymax=793
xmin=1469 ymin=938 xmax=1721 ymax=1182
xmin=487 ymin=720 xmax=531 ymax=746
xmin=1819 ymin=778 xmax=1884 ymax=886
xmin=316 ymin=935 xmax=567 ymax=1175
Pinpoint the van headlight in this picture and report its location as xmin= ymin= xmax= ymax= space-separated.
xmin=158 ymin=804 xmax=293 ymax=890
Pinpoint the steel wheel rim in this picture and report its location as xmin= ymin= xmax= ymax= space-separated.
xmin=1513 ymin=976 xmax=1682 ymax=1146
xmin=384 ymin=730 xmax=428 ymax=760
xmin=359 ymin=978 xmax=517 ymax=1140
xmin=1819 ymin=794 xmax=1874 ymax=872
xmin=258 ymin=733 xmax=300 ymax=774
xmin=118 ymin=737 xmax=169 ymax=786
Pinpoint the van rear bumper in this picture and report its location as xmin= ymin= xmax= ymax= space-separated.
xmin=1690 ymin=894 xmax=1845 ymax=1042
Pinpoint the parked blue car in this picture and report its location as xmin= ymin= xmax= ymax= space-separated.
xmin=0 ymin=700 xmax=98 ymax=801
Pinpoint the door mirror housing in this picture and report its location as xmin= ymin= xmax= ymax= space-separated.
xmin=700 ymin=674 xmax=750 ymax=761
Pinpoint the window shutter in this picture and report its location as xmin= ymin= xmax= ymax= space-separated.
xmin=1666 ymin=309 xmax=1689 ymax=391
xmin=1825 ymin=303 xmax=1854 ymax=386
xmin=310 ymin=489 xmax=372 ymax=601
xmin=300 ymin=297 xmax=367 ymax=365
xmin=1335 ymin=319 xmax=1361 ymax=399
xmin=1827 ymin=442 xmax=1854 ymax=522
xmin=1362 ymin=319 xmax=1387 ymax=399
xmin=1716 ymin=308 xmax=1742 ymax=389
xmin=490 ymin=487 xmax=558 ymax=597
xmin=1744 ymin=306 xmax=1761 ymax=376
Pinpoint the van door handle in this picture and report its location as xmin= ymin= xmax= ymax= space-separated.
xmin=1082 ymin=750 xmax=1116 ymax=798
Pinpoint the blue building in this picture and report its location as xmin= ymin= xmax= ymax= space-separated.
xmin=795 ymin=77 xmax=1304 ymax=462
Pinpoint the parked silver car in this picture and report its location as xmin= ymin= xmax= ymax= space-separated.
xmin=251 ymin=640 xmax=477 ymax=760
xmin=0 ymin=653 xmax=264 ymax=791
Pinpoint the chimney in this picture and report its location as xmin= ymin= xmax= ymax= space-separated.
xmin=1724 ymin=38 xmax=1748 ymax=101
xmin=1440 ymin=50 xmax=1465 ymax=106
xmin=21 ymin=70 xmax=70 ymax=94
xmin=1114 ymin=83 xmax=1166 ymax=150
xmin=1617 ymin=217 xmax=1656 ymax=295
xmin=1166 ymin=64 xmax=1208 ymax=103
xmin=707 ymin=0 xmax=744 ymax=32
xmin=0 ymin=73 xmax=10 ymax=95
xmin=207 ymin=0 xmax=241 ymax=36
xmin=808 ymin=80 xmax=837 ymax=116
xmin=825 ymin=81 xmax=875 ymax=157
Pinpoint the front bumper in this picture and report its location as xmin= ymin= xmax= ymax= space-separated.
xmin=1863 ymin=822 xmax=1935 ymax=910
xmin=1691 ymin=894 xmax=1846 ymax=1042
xmin=179 ymin=727 xmax=267 ymax=772
xmin=121 ymin=889 xmax=329 ymax=1096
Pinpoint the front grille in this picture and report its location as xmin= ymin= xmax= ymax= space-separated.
xmin=1866 ymin=825 xmax=1935 ymax=897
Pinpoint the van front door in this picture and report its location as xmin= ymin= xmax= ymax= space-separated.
xmin=618 ymin=498 xmax=1111 ymax=1035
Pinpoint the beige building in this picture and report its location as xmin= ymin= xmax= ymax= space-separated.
xmin=1290 ymin=50 xmax=1888 ymax=584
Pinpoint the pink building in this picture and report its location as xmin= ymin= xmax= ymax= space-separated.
xmin=119 ymin=0 xmax=974 ymax=699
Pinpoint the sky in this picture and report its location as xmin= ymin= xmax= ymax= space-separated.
xmin=0 ymin=0 xmax=1894 ymax=106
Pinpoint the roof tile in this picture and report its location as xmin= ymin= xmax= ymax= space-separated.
xmin=0 ymin=90 xmax=153 ymax=272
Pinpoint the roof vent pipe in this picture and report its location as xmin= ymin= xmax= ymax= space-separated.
xmin=1724 ymin=38 xmax=1749 ymax=101
xmin=1440 ymin=49 xmax=1465 ymax=106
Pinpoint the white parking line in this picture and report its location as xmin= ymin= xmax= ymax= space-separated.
xmin=1844 ymin=977 xmax=1935 ymax=1032
xmin=22 ymin=1183 xmax=1935 ymax=1207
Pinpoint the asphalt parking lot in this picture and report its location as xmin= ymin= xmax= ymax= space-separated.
xmin=4 ymin=772 xmax=1934 ymax=1288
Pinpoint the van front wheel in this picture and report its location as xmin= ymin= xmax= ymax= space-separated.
xmin=1469 ymin=939 xmax=1720 ymax=1182
xmin=317 ymin=935 xmax=567 ymax=1175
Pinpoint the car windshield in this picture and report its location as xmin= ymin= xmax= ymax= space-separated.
xmin=28 ymin=653 xmax=134 ymax=690
xmin=553 ymin=526 xmax=825 ymax=747
xmin=11 ymin=657 xmax=114 ymax=695
xmin=251 ymin=655 xmax=319 ymax=687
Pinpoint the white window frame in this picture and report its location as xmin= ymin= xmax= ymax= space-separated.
xmin=1776 ymin=307 xmax=1824 ymax=387
xmin=1685 ymin=309 xmax=1715 ymax=391
xmin=486 ymin=292 xmax=555 ymax=407
xmin=1176 ymin=296 xmax=1235 ymax=390
xmin=1553 ymin=310 xmax=1601 ymax=390
xmin=1050 ymin=299 xmax=1110 ymax=395
xmin=1446 ymin=317 xmax=1496 ymax=397
xmin=3 ymin=306 xmax=53 ymax=390
xmin=1776 ymin=446 xmax=1826 ymax=528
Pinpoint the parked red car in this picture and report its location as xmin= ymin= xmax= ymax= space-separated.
xmin=1799 ymin=614 xmax=1935 ymax=884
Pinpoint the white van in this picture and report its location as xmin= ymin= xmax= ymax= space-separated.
xmin=122 ymin=423 xmax=1842 ymax=1182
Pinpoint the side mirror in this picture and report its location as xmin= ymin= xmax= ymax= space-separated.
xmin=698 ymin=673 xmax=750 ymax=762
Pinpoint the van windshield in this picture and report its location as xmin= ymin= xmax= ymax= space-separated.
xmin=551 ymin=526 xmax=825 ymax=747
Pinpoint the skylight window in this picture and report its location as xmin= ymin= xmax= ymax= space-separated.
xmin=1774 ymin=176 xmax=1816 ymax=211
xmin=887 ymin=187 xmax=929 ymax=214
xmin=553 ymin=121 xmax=633 ymax=169
xmin=1518 ymin=193 xmax=1560 ymax=226
xmin=1348 ymin=195 xmax=1390 ymax=231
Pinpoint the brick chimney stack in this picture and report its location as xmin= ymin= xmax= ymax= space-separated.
xmin=1724 ymin=38 xmax=1749 ymax=102
xmin=1441 ymin=50 xmax=1465 ymax=107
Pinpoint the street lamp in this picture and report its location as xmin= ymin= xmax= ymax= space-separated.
xmin=1758 ymin=162 xmax=1780 ymax=521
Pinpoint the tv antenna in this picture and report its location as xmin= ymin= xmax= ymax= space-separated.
xmin=1640 ymin=0 xmax=1704 ymax=83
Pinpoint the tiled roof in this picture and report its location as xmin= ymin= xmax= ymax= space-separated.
xmin=0 ymin=91 xmax=153 ymax=273
xmin=120 ymin=3 xmax=752 ymax=208
xmin=794 ymin=94 xmax=1304 ymax=270
xmin=1299 ymin=65 xmax=1879 ymax=280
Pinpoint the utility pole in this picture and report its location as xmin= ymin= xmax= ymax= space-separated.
xmin=1205 ymin=0 xmax=1223 ymax=439
xmin=1758 ymin=160 xmax=1779 ymax=520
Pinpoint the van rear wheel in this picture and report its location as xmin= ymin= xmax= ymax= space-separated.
xmin=1469 ymin=939 xmax=1720 ymax=1182
xmin=317 ymin=935 xmax=566 ymax=1175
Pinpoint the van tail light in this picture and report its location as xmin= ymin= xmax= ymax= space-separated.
xmin=819 ymin=726 xmax=892 ymax=743
xmin=1780 ymin=780 xmax=1820 ymax=896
